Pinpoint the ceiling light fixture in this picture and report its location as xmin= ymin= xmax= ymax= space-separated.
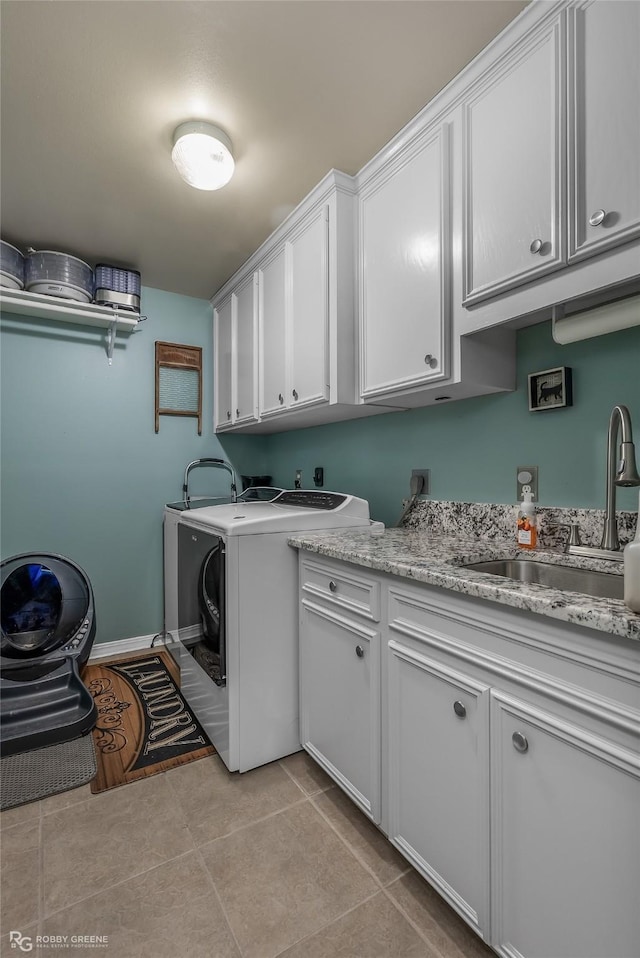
xmin=171 ymin=121 xmax=234 ymax=191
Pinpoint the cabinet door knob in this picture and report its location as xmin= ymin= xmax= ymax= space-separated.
xmin=292 ymin=388 xmax=298 ymax=400
xmin=355 ymin=645 xmax=365 ymax=658
xmin=278 ymin=393 xmax=284 ymax=404
xmin=424 ymin=354 xmax=438 ymax=368
xmin=328 ymin=580 xmax=337 ymax=593
xmin=453 ymin=700 xmax=466 ymax=719
xmin=236 ymin=408 xmax=240 ymax=417
xmin=529 ymin=239 xmax=543 ymax=254
xmin=589 ymin=209 xmax=606 ymax=227
xmin=512 ymin=731 xmax=529 ymax=753
xmin=226 ymin=410 xmax=231 ymax=419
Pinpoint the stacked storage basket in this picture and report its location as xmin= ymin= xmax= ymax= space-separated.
xmin=93 ymin=264 xmax=141 ymax=313
xmin=24 ymin=250 xmax=93 ymax=302
xmin=0 ymin=241 xmax=25 ymax=289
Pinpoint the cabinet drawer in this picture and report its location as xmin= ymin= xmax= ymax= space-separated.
xmin=301 ymin=558 xmax=381 ymax=622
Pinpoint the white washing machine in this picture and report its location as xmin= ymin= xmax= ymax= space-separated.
xmin=165 ymin=490 xmax=373 ymax=772
xmin=163 ymin=485 xmax=282 ymax=639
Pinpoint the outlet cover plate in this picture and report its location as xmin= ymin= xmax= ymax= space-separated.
xmin=411 ymin=469 xmax=430 ymax=495
xmin=516 ymin=465 xmax=538 ymax=502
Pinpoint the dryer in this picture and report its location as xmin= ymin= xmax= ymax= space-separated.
xmin=167 ymin=490 xmax=372 ymax=772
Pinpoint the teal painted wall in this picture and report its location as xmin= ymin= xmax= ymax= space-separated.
xmin=262 ymin=322 xmax=640 ymax=527
xmin=0 ymin=287 xmax=268 ymax=644
xmin=2 ymin=304 xmax=638 ymax=647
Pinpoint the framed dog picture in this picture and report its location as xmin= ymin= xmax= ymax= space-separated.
xmin=528 ymin=366 xmax=573 ymax=412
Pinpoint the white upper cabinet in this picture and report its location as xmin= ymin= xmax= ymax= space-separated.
xmin=234 ymin=273 xmax=258 ymax=425
xmin=213 ymin=273 xmax=258 ymax=431
xmin=213 ymin=1 xmax=640 ymax=426
xmin=568 ymin=0 xmax=640 ymax=262
xmin=213 ymin=295 xmax=233 ymax=430
xmin=258 ymin=246 xmax=287 ymax=418
xmin=359 ymin=124 xmax=451 ymax=400
xmin=213 ymin=171 xmax=359 ymax=433
xmin=289 ymin=205 xmax=329 ymax=409
xmin=259 ymin=205 xmax=329 ymax=420
xmin=462 ymin=14 xmax=566 ymax=304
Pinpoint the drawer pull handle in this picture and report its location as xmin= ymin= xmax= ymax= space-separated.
xmin=328 ymin=580 xmax=337 ymax=593
xmin=355 ymin=645 xmax=365 ymax=658
xmin=589 ymin=209 xmax=606 ymax=227
xmin=453 ymin=700 xmax=466 ymax=719
xmin=512 ymin=731 xmax=529 ymax=753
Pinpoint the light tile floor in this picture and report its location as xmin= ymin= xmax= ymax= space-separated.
xmin=1 ymin=751 xmax=494 ymax=958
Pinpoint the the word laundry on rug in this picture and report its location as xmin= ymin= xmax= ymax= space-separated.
xmin=84 ymin=650 xmax=215 ymax=793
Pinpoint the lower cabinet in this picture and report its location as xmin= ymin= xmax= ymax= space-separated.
xmin=299 ymin=597 xmax=381 ymax=822
xmin=387 ymin=639 xmax=490 ymax=938
xmin=297 ymin=553 xmax=640 ymax=958
xmin=491 ymin=691 xmax=640 ymax=958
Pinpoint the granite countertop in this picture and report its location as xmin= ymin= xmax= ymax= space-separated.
xmin=288 ymin=527 xmax=640 ymax=642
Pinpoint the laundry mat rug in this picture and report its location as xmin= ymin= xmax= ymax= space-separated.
xmin=83 ymin=649 xmax=215 ymax=793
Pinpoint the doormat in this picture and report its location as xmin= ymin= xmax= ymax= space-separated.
xmin=82 ymin=649 xmax=215 ymax=793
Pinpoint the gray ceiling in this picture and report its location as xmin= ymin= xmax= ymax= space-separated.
xmin=0 ymin=1 xmax=528 ymax=301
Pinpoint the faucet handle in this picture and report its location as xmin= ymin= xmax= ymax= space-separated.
xmin=550 ymin=522 xmax=582 ymax=551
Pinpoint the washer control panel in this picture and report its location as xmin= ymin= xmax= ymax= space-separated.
xmin=274 ymin=491 xmax=347 ymax=510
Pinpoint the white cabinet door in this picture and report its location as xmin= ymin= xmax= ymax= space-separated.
xmin=491 ymin=692 xmax=640 ymax=958
xmin=300 ymin=599 xmax=381 ymax=822
xmin=388 ymin=640 xmax=490 ymax=938
xmin=213 ymin=171 xmax=358 ymax=431
xmin=258 ymin=247 xmax=287 ymax=418
xmin=234 ymin=273 xmax=257 ymax=425
xmin=359 ymin=124 xmax=450 ymax=400
xmin=288 ymin=205 xmax=329 ymax=409
xmin=569 ymin=0 xmax=640 ymax=261
xmin=462 ymin=15 xmax=565 ymax=303
xmin=213 ymin=279 xmax=258 ymax=430
xmin=213 ymin=295 xmax=233 ymax=430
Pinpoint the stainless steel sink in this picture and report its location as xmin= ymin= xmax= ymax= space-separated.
xmin=462 ymin=559 xmax=624 ymax=600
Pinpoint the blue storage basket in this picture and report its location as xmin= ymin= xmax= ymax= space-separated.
xmin=0 ymin=241 xmax=25 ymax=289
xmin=94 ymin=264 xmax=141 ymax=296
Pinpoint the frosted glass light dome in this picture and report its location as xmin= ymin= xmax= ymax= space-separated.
xmin=171 ymin=122 xmax=235 ymax=191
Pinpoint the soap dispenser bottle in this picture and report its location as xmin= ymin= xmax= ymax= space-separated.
xmin=517 ymin=490 xmax=537 ymax=550
xmin=623 ymin=491 xmax=640 ymax=613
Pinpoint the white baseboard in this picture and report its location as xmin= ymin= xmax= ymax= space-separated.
xmin=89 ymin=633 xmax=157 ymax=661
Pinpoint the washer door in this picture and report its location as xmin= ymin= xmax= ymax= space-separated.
xmin=198 ymin=539 xmax=226 ymax=686
xmin=0 ymin=557 xmax=90 ymax=659
xmin=177 ymin=525 xmax=227 ymax=688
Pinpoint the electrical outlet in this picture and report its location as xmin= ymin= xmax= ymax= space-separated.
xmin=295 ymin=469 xmax=302 ymax=490
xmin=516 ymin=465 xmax=538 ymax=502
xmin=411 ymin=469 xmax=430 ymax=495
